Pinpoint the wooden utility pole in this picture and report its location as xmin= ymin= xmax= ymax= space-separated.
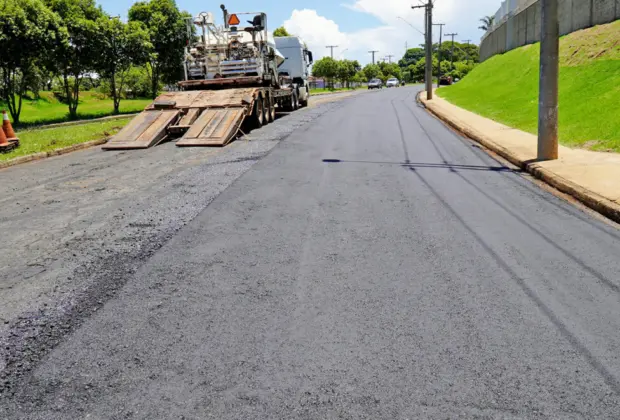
xmin=326 ymin=45 xmax=338 ymax=59
xmin=433 ymin=23 xmax=445 ymax=87
xmin=538 ymin=0 xmax=559 ymax=160
xmin=368 ymin=50 xmax=379 ymax=65
xmin=446 ymin=33 xmax=458 ymax=69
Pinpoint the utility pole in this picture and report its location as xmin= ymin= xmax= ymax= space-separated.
xmin=368 ymin=50 xmax=379 ymax=65
xmin=412 ymin=1 xmax=433 ymax=100
xmin=538 ymin=0 xmax=559 ymax=160
xmin=446 ymin=33 xmax=458 ymax=69
xmin=433 ymin=23 xmax=445 ymax=87
xmin=386 ymin=55 xmax=395 ymax=64
xmin=326 ymin=45 xmax=338 ymax=59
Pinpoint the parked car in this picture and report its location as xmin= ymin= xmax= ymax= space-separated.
xmin=386 ymin=78 xmax=399 ymax=88
xmin=368 ymin=79 xmax=383 ymax=89
xmin=439 ymin=75 xmax=453 ymax=86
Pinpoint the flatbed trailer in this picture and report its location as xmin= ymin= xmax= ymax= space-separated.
xmin=103 ymin=79 xmax=302 ymax=150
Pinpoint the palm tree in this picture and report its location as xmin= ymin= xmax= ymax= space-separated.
xmin=479 ymin=16 xmax=495 ymax=32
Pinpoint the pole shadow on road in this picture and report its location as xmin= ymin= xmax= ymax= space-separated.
xmin=322 ymin=159 xmax=515 ymax=173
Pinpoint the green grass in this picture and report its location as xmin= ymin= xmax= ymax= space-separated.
xmin=310 ymin=86 xmax=364 ymax=94
xmin=438 ymin=20 xmax=620 ymax=152
xmin=1 ymin=91 xmax=151 ymax=127
xmin=0 ymin=117 xmax=131 ymax=161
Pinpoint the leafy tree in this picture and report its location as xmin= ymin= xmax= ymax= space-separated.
xmin=378 ymin=62 xmax=402 ymax=81
xmin=45 ymin=0 xmax=106 ymax=119
xmin=273 ymin=26 xmax=291 ymax=37
xmin=362 ymin=64 xmax=381 ymax=81
xmin=336 ymin=59 xmax=361 ymax=88
xmin=398 ymin=48 xmax=425 ymax=68
xmin=129 ymin=0 xmax=191 ymax=99
xmin=479 ymin=15 xmax=495 ymax=31
xmin=312 ymin=57 xmax=338 ymax=87
xmin=0 ymin=0 xmax=63 ymax=123
xmin=98 ymin=18 xmax=151 ymax=113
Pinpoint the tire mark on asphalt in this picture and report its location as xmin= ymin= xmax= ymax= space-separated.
xmin=403 ymin=100 xmax=620 ymax=295
xmin=400 ymin=99 xmax=620 ymax=395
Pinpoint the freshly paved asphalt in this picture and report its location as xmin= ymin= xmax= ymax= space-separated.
xmin=3 ymin=86 xmax=620 ymax=418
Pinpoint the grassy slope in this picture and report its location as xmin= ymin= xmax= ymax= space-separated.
xmin=438 ymin=20 xmax=620 ymax=152
xmin=0 ymin=118 xmax=131 ymax=161
xmin=1 ymin=91 xmax=151 ymax=127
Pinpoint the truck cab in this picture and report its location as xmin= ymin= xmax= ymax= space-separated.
xmin=274 ymin=36 xmax=313 ymax=106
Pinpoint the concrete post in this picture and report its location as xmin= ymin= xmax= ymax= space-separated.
xmin=426 ymin=5 xmax=433 ymax=99
xmin=538 ymin=0 xmax=559 ymax=160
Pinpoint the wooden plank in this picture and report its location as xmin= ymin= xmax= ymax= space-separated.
xmin=177 ymin=108 xmax=245 ymax=147
xmin=102 ymin=110 xmax=179 ymax=150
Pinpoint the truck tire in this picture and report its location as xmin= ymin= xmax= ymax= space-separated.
xmin=299 ymin=88 xmax=309 ymax=108
xmin=291 ymin=91 xmax=299 ymax=111
xmin=266 ymin=93 xmax=276 ymax=123
xmin=251 ymin=96 xmax=265 ymax=128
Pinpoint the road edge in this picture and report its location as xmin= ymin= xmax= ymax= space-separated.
xmin=417 ymin=92 xmax=620 ymax=224
xmin=0 ymin=138 xmax=109 ymax=170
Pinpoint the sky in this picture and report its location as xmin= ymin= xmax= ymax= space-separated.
xmin=97 ymin=0 xmax=500 ymax=65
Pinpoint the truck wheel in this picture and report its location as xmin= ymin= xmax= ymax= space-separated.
xmin=299 ymin=88 xmax=309 ymax=107
xmin=251 ymin=96 xmax=265 ymax=128
xmin=292 ymin=92 xmax=299 ymax=111
xmin=267 ymin=93 xmax=276 ymax=122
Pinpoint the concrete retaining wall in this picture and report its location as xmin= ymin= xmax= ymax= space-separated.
xmin=480 ymin=0 xmax=619 ymax=61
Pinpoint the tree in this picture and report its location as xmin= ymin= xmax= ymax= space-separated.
xmin=312 ymin=57 xmax=338 ymax=88
xmin=129 ymin=0 xmax=190 ymax=98
xmin=479 ymin=15 xmax=495 ymax=31
xmin=98 ymin=18 xmax=151 ymax=113
xmin=337 ymin=60 xmax=361 ymax=88
xmin=378 ymin=62 xmax=402 ymax=81
xmin=273 ymin=26 xmax=291 ymax=37
xmin=0 ymin=0 xmax=63 ymax=123
xmin=45 ymin=0 xmax=106 ymax=119
xmin=398 ymin=47 xmax=425 ymax=68
xmin=362 ymin=64 xmax=381 ymax=81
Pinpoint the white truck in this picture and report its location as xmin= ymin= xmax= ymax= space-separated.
xmin=104 ymin=5 xmax=313 ymax=150
xmin=274 ymin=36 xmax=313 ymax=107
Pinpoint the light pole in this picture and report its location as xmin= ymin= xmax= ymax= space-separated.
xmin=538 ymin=0 xmax=559 ymax=160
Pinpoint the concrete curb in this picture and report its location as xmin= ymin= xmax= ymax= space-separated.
xmin=0 ymin=138 xmax=109 ymax=170
xmin=22 ymin=113 xmax=138 ymax=132
xmin=418 ymin=92 xmax=620 ymax=224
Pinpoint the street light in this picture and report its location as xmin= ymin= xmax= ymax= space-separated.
xmin=397 ymin=16 xmax=425 ymax=36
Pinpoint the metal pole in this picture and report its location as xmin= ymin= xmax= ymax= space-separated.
xmin=368 ymin=50 xmax=379 ymax=65
xmin=425 ymin=4 xmax=433 ymax=99
xmin=446 ymin=33 xmax=458 ymax=70
xmin=538 ymin=0 xmax=559 ymax=160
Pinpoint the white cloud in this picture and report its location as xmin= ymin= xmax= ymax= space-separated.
xmin=282 ymin=0 xmax=501 ymax=65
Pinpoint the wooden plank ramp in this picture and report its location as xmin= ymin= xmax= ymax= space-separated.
xmin=176 ymin=108 xmax=246 ymax=147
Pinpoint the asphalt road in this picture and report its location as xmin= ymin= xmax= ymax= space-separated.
xmin=2 ymin=86 xmax=620 ymax=418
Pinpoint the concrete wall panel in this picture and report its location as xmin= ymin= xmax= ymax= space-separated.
xmin=617 ymin=0 xmax=620 ymax=19
xmin=533 ymin=1 xmax=542 ymax=42
xmin=572 ymin=0 xmax=593 ymax=32
xmin=526 ymin=5 xmax=537 ymax=43
xmin=559 ymin=0 xmax=574 ymax=35
xmin=517 ymin=10 xmax=527 ymax=45
xmin=593 ymin=0 xmax=616 ymax=24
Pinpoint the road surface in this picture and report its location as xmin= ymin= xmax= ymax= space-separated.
xmin=2 ymin=87 xmax=620 ymax=418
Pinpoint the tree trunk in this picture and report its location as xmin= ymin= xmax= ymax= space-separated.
xmin=110 ymin=71 xmax=119 ymax=114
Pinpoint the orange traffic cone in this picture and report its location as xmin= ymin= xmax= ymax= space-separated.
xmin=2 ymin=110 xmax=18 ymax=144
xmin=0 ymin=120 xmax=15 ymax=152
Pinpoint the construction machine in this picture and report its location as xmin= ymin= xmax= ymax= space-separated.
xmin=104 ymin=5 xmax=313 ymax=150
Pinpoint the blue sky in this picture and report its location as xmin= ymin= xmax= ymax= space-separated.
xmin=97 ymin=0 xmax=501 ymax=64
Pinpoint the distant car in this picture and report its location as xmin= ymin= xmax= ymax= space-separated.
xmin=386 ymin=78 xmax=399 ymax=88
xmin=439 ymin=75 xmax=453 ymax=86
xmin=368 ymin=79 xmax=383 ymax=89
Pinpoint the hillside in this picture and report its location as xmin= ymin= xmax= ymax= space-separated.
xmin=438 ymin=20 xmax=620 ymax=152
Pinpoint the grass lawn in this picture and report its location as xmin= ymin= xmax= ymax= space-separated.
xmin=310 ymin=86 xmax=365 ymax=94
xmin=0 ymin=117 xmax=132 ymax=162
xmin=1 ymin=91 xmax=151 ymax=127
xmin=438 ymin=20 xmax=620 ymax=152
